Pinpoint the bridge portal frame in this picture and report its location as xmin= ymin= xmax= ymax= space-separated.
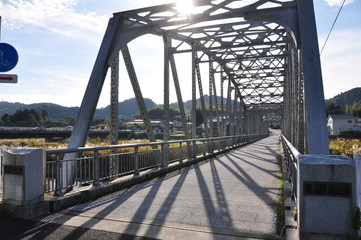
xmin=67 ymin=0 xmax=328 ymax=158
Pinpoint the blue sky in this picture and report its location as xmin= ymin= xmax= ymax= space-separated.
xmin=0 ymin=0 xmax=360 ymax=107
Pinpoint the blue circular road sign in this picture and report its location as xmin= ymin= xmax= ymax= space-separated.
xmin=0 ymin=42 xmax=19 ymax=72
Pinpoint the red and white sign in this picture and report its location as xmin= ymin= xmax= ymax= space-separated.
xmin=0 ymin=74 xmax=17 ymax=83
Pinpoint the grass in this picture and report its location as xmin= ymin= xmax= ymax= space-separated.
xmin=329 ymin=138 xmax=361 ymax=157
xmin=0 ymin=138 xmax=151 ymax=151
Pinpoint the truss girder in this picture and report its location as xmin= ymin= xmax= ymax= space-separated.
xmin=68 ymin=0 xmax=329 ymax=172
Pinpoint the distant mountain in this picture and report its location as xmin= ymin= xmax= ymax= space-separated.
xmin=326 ymin=87 xmax=361 ymax=110
xmin=169 ymin=95 xmax=236 ymax=111
xmin=0 ymin=98 xmax=158 ymax=122
xmin=0 ymin=102 xmax=79 ymax=122
xmin=95 ymin=98 xmax=157 ymax=119
xmin=4 ymin=87 xmax=358 ymax=124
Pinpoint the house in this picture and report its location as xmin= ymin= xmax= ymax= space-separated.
xmin=327 ymin=114 xmax=361 ymax=134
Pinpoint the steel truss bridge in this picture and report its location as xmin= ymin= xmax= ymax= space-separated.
xmin=68 ymin=0 xmax=329 ymax=156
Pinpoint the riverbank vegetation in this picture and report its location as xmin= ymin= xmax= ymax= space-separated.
xmin=1 ymin=136 xmax=361 ymax=157
xmin=0 ymin=138 xmax=149 ymax=150
xmin=329 ymin=138 xmax=361 ymax=157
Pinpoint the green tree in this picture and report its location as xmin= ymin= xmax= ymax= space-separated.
xmin=148 ymin=107 xmax=180 ymax=120
xmin=1 ymin=114 xmax=10 ymax=125
xmin=346 ymin=103 xmax=361 ymax=117
xmin=41 ymin=109 xmax=49 ymax=123
xmin=10 ymin=109 xmax=40 ymax=127
xmin=148 ymin=107 xmax=164 ymax=120
xmin=327 ymin=103 xmax=344 ymax=115
xmin=64 ymin=115 xmax=76 ymax=125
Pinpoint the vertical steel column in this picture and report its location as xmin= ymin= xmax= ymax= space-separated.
xmin=290 ymin=45 xmax=296 ymax=145
xmin=191 ymin=46 xmax=197 ymax=157
xmin=298 ymin=51 xmax=305 ymax=153
xmin=195 ymin=55 xmax=210 ymax=138
xmin=110 ymin=53 xmax=119 ymax=145
xmin=162 ymin=35 xmax=170 ymax=167
xmin=209 ymin=61 xmax=213 ymax=138
xmin=224 ymin=78 xmax=232 ymax=136
xmin=243 ymin=110 xmax=250 ymax=134
xmin=283 ymin=48 xmax=291 ymax=141
xmin=291 ymin=46 xmax=299 ymax=148
xmin=297 ymin=0 xmax=329 ymax=154
xmin=210 ymin=62 xmax=221 ymax=137
xmin=289 ymin=46 xmax=295 ymax=146
xmin=235 ymin=94 xmax=242 ymax=135
xmin=121 ymin=46 xmax=156 ymax=143
xmin=220 ymin=70 xmax=225 ymax=136
xmin=110 ymin=52 xmax=119 ymax=176
xmin=232 ymin=88 xmax=238 ymax=135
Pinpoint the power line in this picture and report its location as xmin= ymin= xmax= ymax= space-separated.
xmin=320 ymin=0 xmax=346 ymax=55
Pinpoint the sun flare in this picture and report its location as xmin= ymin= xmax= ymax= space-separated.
xmin=176 ymin=0 xmax=194 ymax=15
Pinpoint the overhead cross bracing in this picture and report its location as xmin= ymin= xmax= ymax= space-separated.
xmin=66 ymin=0 xmax=329 ymax=186
xmin=113 ymin=0 xmax=290 ymax=108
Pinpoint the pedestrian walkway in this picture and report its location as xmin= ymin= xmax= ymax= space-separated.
xmin=36 ymin=133 xmax=282 ymax=239
xmin=0 ymin=135 xmax=280 ymax=240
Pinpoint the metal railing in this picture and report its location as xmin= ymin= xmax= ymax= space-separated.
xmin=45 ymin=133 xmax=269 ymax=196
xmin=281 ymin=134 xmax=300 ymax=201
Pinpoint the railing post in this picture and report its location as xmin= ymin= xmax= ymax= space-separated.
xmin=134 ymin=146 xmax=140 ymax=176
xmin=160 ymin=144 xmax=165 ymax=168
xmin=192 ymin=140 xmax=197 ymax=159
xmin=56 ymin=154 xmax=63 ymax=197
xmin=209 ymin=139 xmax=214 ymax=153
xmin=354 ymin=153 xmax=361 ymax=209
xmin=93 ymin=150 xmax=100 ymax=186
xmin=179 ymin=142 xmax=183 ymax=163
xmin=203 ymin=140 xmax=206 ymax=156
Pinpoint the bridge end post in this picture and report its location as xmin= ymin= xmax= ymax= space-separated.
xmin=2 ymin=148 xmax=49 ymax=219
xmin=297 ymin=154 xmax=358 ymax=239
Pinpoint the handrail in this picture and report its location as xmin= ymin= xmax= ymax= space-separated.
xmin=46 ymin=134 xmax=264 ymax=155
xmin=280 ymin=134 xmax=300 ymax=201
xmin=281 ymin=134 xmax=301 ymax=160
xmin=45 ymin=133 xmax=269 ymax=196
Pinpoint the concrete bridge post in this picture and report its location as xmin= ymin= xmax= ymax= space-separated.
xmin=298 ymin=155 xmax=357 ymax=239
xmin=2 ymin=148 xmax=48 ymax=219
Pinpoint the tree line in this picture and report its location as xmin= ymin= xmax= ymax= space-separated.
xmin=0 ymin=108 xmax=77 ymax=127
xmin=327 ymin=102 xmax=361 ymax=117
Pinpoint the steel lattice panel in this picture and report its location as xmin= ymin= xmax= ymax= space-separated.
xmin=113 ymin=0 xmax=294 ymax=107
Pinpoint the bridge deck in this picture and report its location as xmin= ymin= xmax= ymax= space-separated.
xmin=44 ymin=132 xmax=282 ymax=239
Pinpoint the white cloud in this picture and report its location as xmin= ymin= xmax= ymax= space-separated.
xmin=319 ymin=28 xmax=361 ymax=99
xmin=1 ymin=0 xmax=109 ymax=43
xmin=324 ymin=0 xmax=355 ymax=7
xmin=128 ymin=0 xmax=175 ymax=7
